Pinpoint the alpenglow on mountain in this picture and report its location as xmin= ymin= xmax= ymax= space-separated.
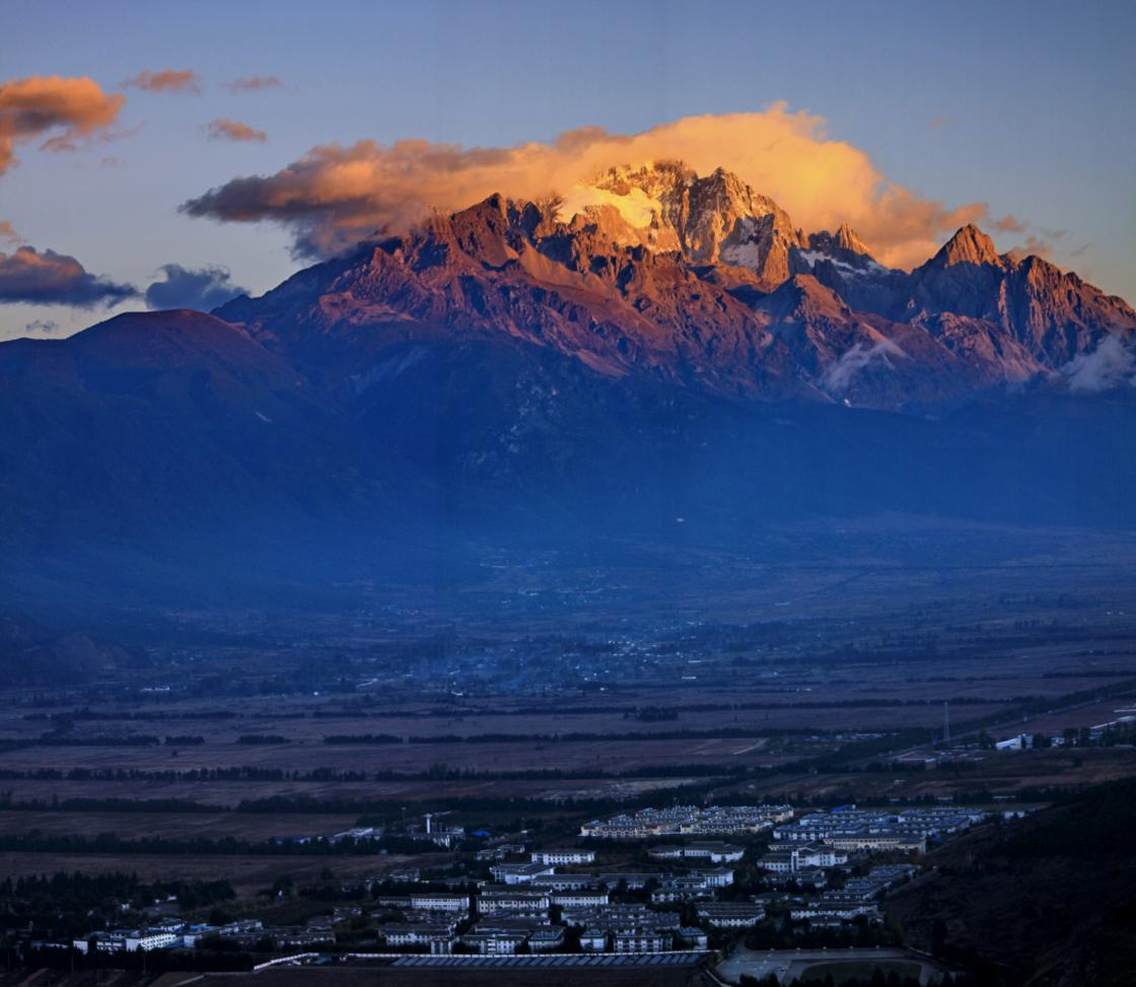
xmin=211 ymin=160 xmax=1135 ymax=406
xmin=2 ymin=161 xmax=1135 ymax=577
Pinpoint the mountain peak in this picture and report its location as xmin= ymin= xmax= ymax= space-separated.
xmin=935 ymin=224 xmax=1002 ymax=267
xmin=806 ymin=225 xmax=876 ymax=263
xmin=556 ymin=161 xmax=801 ymax=282
xmin=834 ymin=223 xmax=871 ymax=256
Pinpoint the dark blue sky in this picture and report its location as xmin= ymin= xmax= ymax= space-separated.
xmin=2 ymin=0 xmax=1133 ymax=337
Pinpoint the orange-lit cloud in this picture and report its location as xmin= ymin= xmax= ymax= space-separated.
xmin=1006 ymin=235 xmax=1057 ymax=262
xmin=225 ymin=75 xmax=282 ymax=93
xmin=206 ymin=118 xmax=267 ymax=143
xmin=0 ymin=245 xmax=138 ymax=306
xmin=123 ymin=69 xmax=200 ymax=93
xmin=182 ymin=105 xmax=996 ymax=267
xmin=0 ymin=75 xmax=125 ymax=175
xmin=992 ymin=215 xmax=1027 ymax=234
xmin=0 ymin=220 xmax=18 ymax=242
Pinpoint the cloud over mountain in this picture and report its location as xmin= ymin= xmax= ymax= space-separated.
xmin=144 ymin=263 xmax=247 ymax=311
xmin=0 ymin=75 xmax=125 ymax=174
xmin=1061 ymin=334 xmax=1136 ymax=393
xmin=122 ymin=69 xmax=200 ymax=93
xmin=182 ymin=104 xmax=994 ymax=267
xmin=0 ymin=245 xmax=138 ymax=307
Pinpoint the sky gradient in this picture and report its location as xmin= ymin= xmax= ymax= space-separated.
xmin=1 ymin=0 xmax=1133 ymax=340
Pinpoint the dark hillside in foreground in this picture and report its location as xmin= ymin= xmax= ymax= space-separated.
xmin=887 ymin=778 xmax=1136 ymax=987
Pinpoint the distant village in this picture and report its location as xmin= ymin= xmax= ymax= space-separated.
xmin=36 ymin=801 xmax=1009 ymax=966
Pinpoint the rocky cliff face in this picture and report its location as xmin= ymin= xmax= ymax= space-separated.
xmin=564 ymin=162 xmax=805 ymax=284
xmin=904 ymin=226 xmax=1136 ymax=365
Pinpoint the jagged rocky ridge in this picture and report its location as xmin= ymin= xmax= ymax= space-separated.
xmin=214 ymin=163 xmax=1136 ymax=409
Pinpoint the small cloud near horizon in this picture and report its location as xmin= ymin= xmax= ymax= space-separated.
xmin=145 ymin=263 xmax=248 ymax=312
xmin=0 ymin=220 xmax=19 ymax=242
xmin=1005 ymin=234 xmax=1058 ymax=262
xmin=122 ymin=69 xmax=200 ymax=94
xmin=225 ymin=75 xmax=282 ymax=93
xmin=22 ymin=318 xmax=64 ymax=336
xmin=206 ymin=118 xmax=267 ymax=143
xmin=0 ymin=245 xmax=138 ymax=307
xmin=993 ymin=215 xmax=1027 ymax=234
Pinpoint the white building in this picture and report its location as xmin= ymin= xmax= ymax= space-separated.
xmin=74 ymin=930 xmax=179 ymax=954
xmin=612 ymin=929 xmax=669 ymax=953
xmin=550 ymin=890 xmax=609 ymax=908
xmin=761 ymin=844 xmax=848 ymax=873
xmin=381 ymin=924 xmax=453 ymax=954
xmin=690 ymin=867 xmax=734 ymax=887
xmin=648 ymin=841 xmax=744 ymax=864
xmin=490 ymin=862 xmax=556 ymax=885
xmin=408 ymin=892 xmax=470 ymax=913
xmin=531 ymin=849 xmax=595 ymax=865
xmin=579 ymin=928 xmax=607 ymax=951
xmin=477 ymin=888 xmax=550 ymax=916
xmin=530 ymin=873 xmax=596 ymax=892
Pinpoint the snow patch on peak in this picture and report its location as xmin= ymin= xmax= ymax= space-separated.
xmin=798 ymin=249 xmax=885 ymax=277
xmin=557 ymin=183 xmax=661 ymax=232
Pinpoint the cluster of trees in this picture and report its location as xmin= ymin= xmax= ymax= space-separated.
xmin=0 ymin=831 xmax=416 ymax=857
xmin=33 ymin=733 xmax=161 ymax=746
xmin=738 ymin=974 xmax=975 ymax=987
xmin=0 ymin=872 xmax=233 ymax=938
xmin=0 ymin=794 xmax=216 ymax=813
xmin=28 ymin=708 xmax=238 ymax=722
xmin=326 ymin=727 xmax=804 ymax=744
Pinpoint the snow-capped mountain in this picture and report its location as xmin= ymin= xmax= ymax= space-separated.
xmin=2 ymin=162 xmax=1135 ymax=565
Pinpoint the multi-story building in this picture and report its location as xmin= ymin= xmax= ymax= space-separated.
xmin=531 ymin=849 xmax=595 ymax=865
xmin=581 ymin=804 xmax=794 ymax=840
xmin=612 ymin=929 xmax=669 ymax=953
xmin=490 ymin=862 xmax=556 ymax=885
xmin=73 ymin=930 xmax=180 ymax=954
xmin=461 ymin=918 xmax=544 ymax=955
xmin=689 ymin=867 xmax=734 ymax=887
xmin=648 ymin=841 xmax=745 ymax=863
xmin=530 ymin=873 xmax=597 ymax=892
xmin=760 ymin=844 xmax=848 ymax=873
xmin=579 ymin=928 xmax=608 ymax=952
xmin=380 ymin=923 xmax=454 ymax=954
xmin=477 ymin=887 xmax=551 ymax=918
xmin=408 ymin=892 xmax=471 ymax=913
xmin=773 ymin=806 xmax=987 ymax=854
xmin=527 ymin=926 xmax=566 ymax=952
xmin=549 ymin=890 xmax=610 ymax=908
